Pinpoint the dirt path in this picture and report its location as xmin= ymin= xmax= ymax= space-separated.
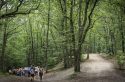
xmin=0 ymin=54 xmax=125 ymax=82
xmin=42 ymin=54 xmax=125 ymax=82
xmin=80 ymin=54 xmax=115 ymax=77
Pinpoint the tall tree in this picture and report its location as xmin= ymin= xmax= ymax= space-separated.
xmin=45 ymin=0 xmax=51 ymax=72
xmin=74 ymin=0 xmax=99 ymax=72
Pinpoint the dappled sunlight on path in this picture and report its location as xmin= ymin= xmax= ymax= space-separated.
xmin=80 ymin=54 xmax=115 ymax=76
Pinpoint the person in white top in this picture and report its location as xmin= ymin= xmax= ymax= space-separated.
xmin=35 ymin=66 xmax=39 ymax=76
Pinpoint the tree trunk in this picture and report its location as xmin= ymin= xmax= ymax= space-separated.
xmin=59 ymin=0 xmax=71 ymax=68
xmin=74 ymin=47 xmax=81 ymax=72
xmin=121 ymin=31 xmax=125 ymax=53
xmin=45 ymin=0 xmax=50 ymax=72
xmin=29 ymin=18 xmax=35 ymax=65
xmin=0 ymin=23 xmax=7 ymax=71
xmin=70 ymin=0 xmax=75 ymax=67
xmin=109 ymin=28 xmax=115 ymax=55
xmin=119 ymin=13 xmax=125 ymax=53
xmin=74 ymin=0 xmax=98 ymax=72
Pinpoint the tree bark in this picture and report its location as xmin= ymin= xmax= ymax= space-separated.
xmin=59 ymin=0 xmax=71 ymax=68
xmin=45 ymin=0 xmax=51 ymax=72
xmin=119 ymin=13 xmax=125 ymax=53
xmin=69 ymin=0 xmax=75 ymax=68
xmin=29 ymin=18 xmax=35 ymax=65
xmin=0 ymin=22 xmax=8 ymax=71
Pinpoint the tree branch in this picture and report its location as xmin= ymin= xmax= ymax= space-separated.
xmin=80 ymin=0 xmax=99 ymax=45
xmin=0 ymin=0 xmax=40 ymax=19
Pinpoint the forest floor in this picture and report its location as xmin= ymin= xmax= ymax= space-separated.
xmin=0 ymin=54 xmax=125 ymax=82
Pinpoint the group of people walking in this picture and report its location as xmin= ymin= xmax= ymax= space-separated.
xmin=9 ymin=65 xmax=44 ymax=81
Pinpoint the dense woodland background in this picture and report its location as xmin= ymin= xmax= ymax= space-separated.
xmin=0 ymin=0 xmax=125 ymax=72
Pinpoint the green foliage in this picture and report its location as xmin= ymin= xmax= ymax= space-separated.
xmin=48 ymin=57 xmax=58 ymax=68
xmin=116 ymin=51 xmax=125 ymax=69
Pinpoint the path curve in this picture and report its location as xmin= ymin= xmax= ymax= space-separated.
xmin=42 ymin=54 xmax=125 ymax=82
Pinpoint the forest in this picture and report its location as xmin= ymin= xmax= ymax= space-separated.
xmin=0 ymin=0 xmax=125 ymax=82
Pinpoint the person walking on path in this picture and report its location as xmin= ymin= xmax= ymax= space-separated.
xmin=35 ymin=66 xmax=39 ymax=76
xmin=30 ymin=66 xmax=35 ymax=82
xmin=39 ymin=68 xmax=44 ymax=81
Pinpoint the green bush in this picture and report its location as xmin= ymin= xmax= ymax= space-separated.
xmin=48 ymin=57 xmax=58 ymax=69
xmin=116 ymin=51 xmax=125 ymax=69
xmin=0 ymin=71 xmax=9 ymax=76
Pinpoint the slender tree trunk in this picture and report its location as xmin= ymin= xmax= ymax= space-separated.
xmin=29 ymin=18 xmax=35 ymax=65
xmin=0 ymin=22 xmax=8 ymax=71
xmin=64 ymin=0 xmax=69 ymax=68
xmin=69 ymin=0 xmax=75 ymax=67
xmin=45 ymin=0 xmax=50 ymax=72
xmin=59 ymin=0 xmax=70 ymax=68
xmin=25 ymin=28 xmax=31 ymax=66
xmin=103 ymin=26 xmax=110 ymax=54
xmin=93 ymin=34 xmax=96 ymax=53
xmin=121 ymin=31 xmax=125 ymax=53
xmin=35 ymin=30 xmax=39 ymax=65
xmin=109 ymin=27 xmax=115 ymax=55
xmin=119 ymin=13 xmax=125 ymax=53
